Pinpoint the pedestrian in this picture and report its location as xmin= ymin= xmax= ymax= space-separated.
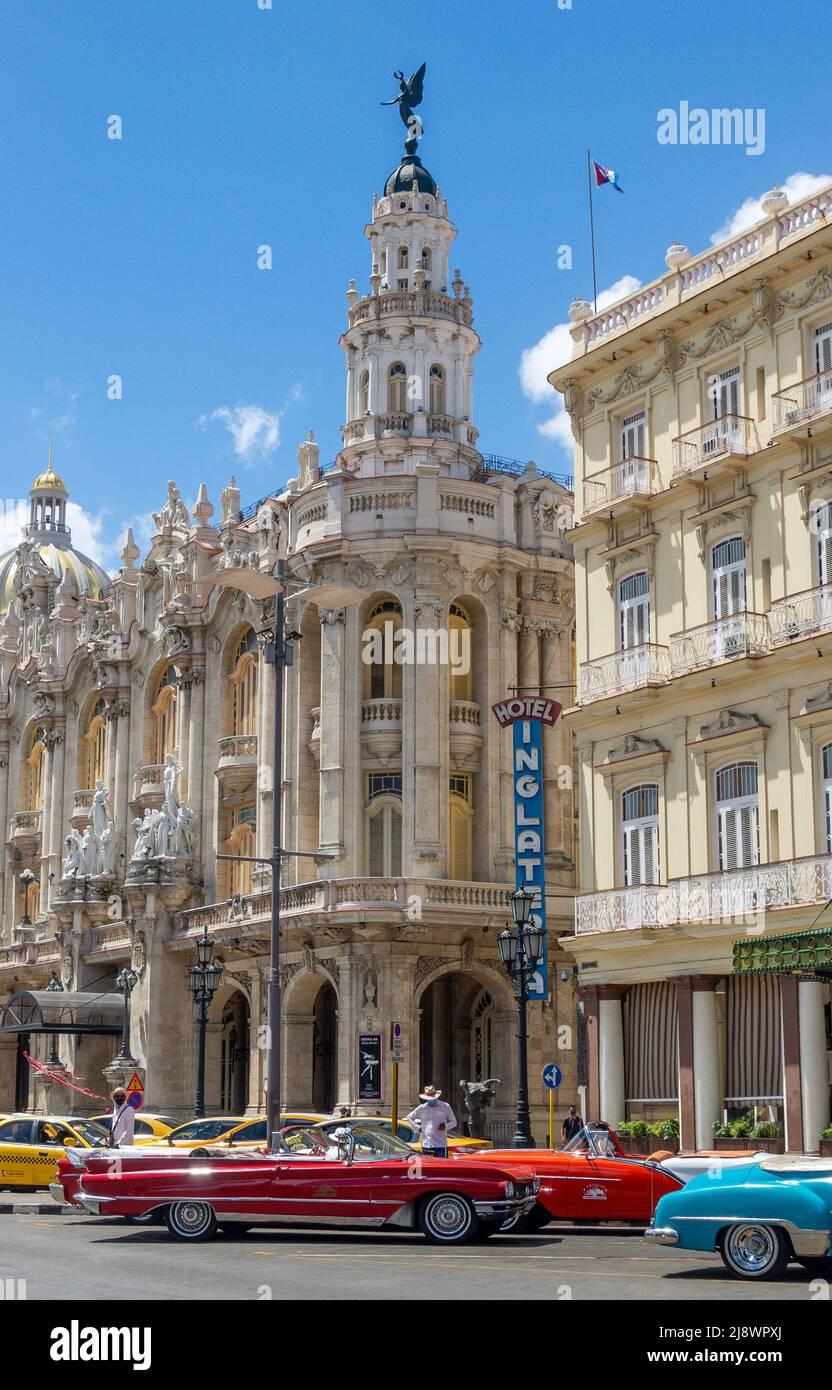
xmin=110 ymin=1087 xmax=136 ymax=1147
xmin=405 ymin=1084 xmax=457 ymax=1157
xmin=561 ymin=1104 xmax=583 ymax=1144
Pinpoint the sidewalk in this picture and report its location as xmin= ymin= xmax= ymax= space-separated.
xmin=0 ymin=1190 xmax=68 ymax=1215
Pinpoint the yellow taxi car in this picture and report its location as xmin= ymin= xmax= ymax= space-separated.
xmin=201 ymin=1113 xmax=327 ymax=1147
xmin=89 ymin=1112 xmax=175 ymax=1140
xmin=135 ymin=1116 xmax=246 ymax=1148
xmin=0 ymin=1114 xmax=111 ymax=1190
xmin=364 ymin=1116 xmax=491 ymax=1152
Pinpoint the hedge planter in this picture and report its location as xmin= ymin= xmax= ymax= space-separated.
xmin=621 ymin=1136 xmax=680 ymax=1156
xmin=714 ymin=1136 xmax=785 ymax=1153
xmin=819 ymin=1139 xmax=832 ymax=1157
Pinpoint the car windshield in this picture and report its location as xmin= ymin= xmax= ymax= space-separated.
xmin=169 ymin=1120 xmax=239 ymax=1140
xmin=562 ymin=1125 xmax=621 ymax=1158
xmin=69 ymin=1120 xmax=111 ymax=1148
xmin=276 ymin=1123 xmax=415 ymax=1159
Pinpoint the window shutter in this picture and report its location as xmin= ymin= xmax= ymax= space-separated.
xmin=826 ymin=784 xmax=832 ymax=854
xmin=625 ymin=827 xmax=641 ymax=886
xmin=740 ymin=804 xmax=758 ymax=866
xmin=721 ymin=808 xmax=738 ymax=870
xmin=390 ymin=809 xmax=402 ymax=876
xmin=815 ymin=324 xmax=832 ymax=374
xmin=643 ymin=822 xmax=658 ymax=885
xmin=369 ymin=815 xmax=384 ymax=876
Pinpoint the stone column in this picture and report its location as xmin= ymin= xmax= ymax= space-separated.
xmin=43 ymin=726 xmax=66 ymax=910
xmin=517 ymin=617 xmax=539 ymax=695
xmin=579 ymin=985 xmax=600 ymax=1122
xmin=185 ymin=669 xmax=206 ymax=864
xmin=540 ymin=623 xmax=572 ymax=883
xmin=676 ymin=976 xmax=722 ymax=1150
xmin=256 ymin=638 xmax=276 ymax=866
xmin=111 ymin=693 xmax=132 ymax=834
xmin=318 ymin=609 xmax=346 ymax=862
xmin=799 ymin=980 xmax=830 ymax=1153
xmin=0 ymin=741 xmax=10 ymax=931
xmin=780 ymin=975 xmax=803 ymax=1153
xmin=409 ymin=598 xmax=444 ymax=874
xmin=598 ymin=985 xmax=626 ymax=1127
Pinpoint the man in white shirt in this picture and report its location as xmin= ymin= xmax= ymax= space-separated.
xmin=406 ymin=1085 xmax=457 ymax=1157
xmin=110 ymin=1087 xmax=136 ymax=1147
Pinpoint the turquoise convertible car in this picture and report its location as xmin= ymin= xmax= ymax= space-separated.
xmin=645 ymin=1154 xmax=832 ymax=1280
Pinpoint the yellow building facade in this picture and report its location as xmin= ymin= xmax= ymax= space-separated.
xmin=552 ymin=182 xmax=832 ymax=1153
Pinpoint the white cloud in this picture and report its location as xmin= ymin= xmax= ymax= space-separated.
xmin=519 ymin=276 xmax=641 ymax=453
xmin=0 ymin=496 xmax=123 ymax=573
xmin=710 ymin=171 xmax=832 ymax=244
xmin=197 ymin=404 xmax=282 ymax=462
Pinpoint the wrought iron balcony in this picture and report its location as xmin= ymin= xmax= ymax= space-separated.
xmin=772 ymin=370 xmax=832 ymax=435
xmin=578 ymin=643 xmax=671 ymax=705
xmin=770 ymin=583 xmax=832 ymax=644
xmin=669 ymin=612 xmax=769 ymax=674
xmin=575 ymin=853 xmax=832 ymax=935
xmin=671 ymin=415 xmax=753 ymax=479
xmin=582 ymin=457 xmax=660 ymax=517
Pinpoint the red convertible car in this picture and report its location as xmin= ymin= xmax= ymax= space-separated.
xmin=55 ymin=1123 xmax=538 ymax=1244
xmin=472 ymin=1124 xmax=684 ymax=1231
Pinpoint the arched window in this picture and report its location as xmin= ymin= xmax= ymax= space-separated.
xmin=449 ymin=773 xmax=473 ymax=880
xmin=359 ymin=369 xmax=370 ymax=416
xmin=223 ymin=804 xmax=256 ymax=897
xmin=82 ymin=699 xmax=107 ymax=789
xmin=151 ymin=665 xmax=178 ymax=763
xmin=821 ymin=744 xmax=832 ymax=853
xmin=364 ymin=600 xmax=403 ymax=699
xmin=429 ymin=364 xmax=445 ymax=415
xmin=25 ymin=731 xmax=46 ymax=812
xmin=387 ymin=362 xmax=407 ymax=413
xmin=471 ymin=989 xmax=494 ymax=1081
xmin=397 ymin=246 xmax=409 ymax=270
xmin=716 ymin=763 xmax=759 ymax=870
xmin=229 ymin=628 xmax=259 ymax=737
xmin=711 ymin=536 xmax=747 ymax=619
xmin=815 ymin=500 xmax=832 ymax=587
xmin=420 ymin=247 xmax=433 ymax=271
xmin=448 ymin=602 xmax=473 ymax=703
xmin=621 ymin=784 xmax=659 ymax=886
xmin=618 ymin=572 xmax=650 ymax=650
xmin=366 ymin=774 xmax=402 ymax=877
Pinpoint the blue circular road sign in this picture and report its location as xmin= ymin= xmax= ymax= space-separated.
xmin=541 ymin=1063 xmax=562 ymax=1090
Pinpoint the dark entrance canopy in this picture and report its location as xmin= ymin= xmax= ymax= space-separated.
xmin=733 ymin=925 xmax=832 ymax=981
xmin=0 ymin=990 xmax=123 ymax=1035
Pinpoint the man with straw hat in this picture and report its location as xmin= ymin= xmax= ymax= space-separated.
xmin=405 ymin=1084 xmax=457 ymax=1157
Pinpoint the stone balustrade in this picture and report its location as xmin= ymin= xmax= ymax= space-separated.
xmin=575 ymin=853 xmax=832 ymax=935
xmin=769 ymin=584 xmax=832 ymax=644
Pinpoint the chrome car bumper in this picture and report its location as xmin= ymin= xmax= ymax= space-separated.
xmin=48 ymin=1183 xmax=66 ymax=1205
xmin=644 ymin=1225 xmax=680 ymax=1246
xmin=78 ymin=1195 xmax=116 ymax=1215
xmin=474 ymin=1197 xmax=537 ymax=1219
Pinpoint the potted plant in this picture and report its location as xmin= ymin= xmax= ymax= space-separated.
xmin=713 ymin=1116 xmax=784 ymax=1152
xmin=648 ymin=1117 xmax=680 ymax=1154
xmin=820 ymin=1125 xmax=832 ymax=1158
xmin=618 ymin=1119 xmax=652 ymax=1154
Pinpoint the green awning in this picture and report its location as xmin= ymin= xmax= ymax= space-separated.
xmin=733 ymin=926 xmax=832 ymax=980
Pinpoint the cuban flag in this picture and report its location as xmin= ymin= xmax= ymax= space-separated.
xmin=593 ymin=160 xmax=624 ymax=193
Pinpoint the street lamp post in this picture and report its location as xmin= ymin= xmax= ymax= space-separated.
xmin=187 ymin=930 xmax=223 ymax=1119
xmin=18 ymin=868 xmax=36 ymax=927
xmin=497 ymin=886 xmax=544 ymax=1149
xmin=114 ymin=966 xmax=139 ymax=1065
xmin=45 ymin=972 xmax=64 ymax=1067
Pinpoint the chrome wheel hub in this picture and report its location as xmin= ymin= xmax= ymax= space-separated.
xmin=431 ymin=1196 xmax=467 ymax=1234
xmin=727 ymin=1224 xmax=776 ymax=1271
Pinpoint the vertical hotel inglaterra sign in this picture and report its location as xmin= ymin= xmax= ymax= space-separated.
xmin=491 ymin=696 xmax=563 ymax=1001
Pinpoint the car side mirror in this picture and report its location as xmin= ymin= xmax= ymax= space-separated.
xmin=63 ymin=1136 xmax=78 ymax=1147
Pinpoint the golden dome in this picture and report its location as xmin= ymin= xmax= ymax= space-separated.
xmin=30 ymin=464 xmax=67 ymax=494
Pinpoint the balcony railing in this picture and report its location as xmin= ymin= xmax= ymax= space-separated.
xmin=672 ymin=415 xmax=753 ymax=478
xmin=217 ymin=734 xmax=258 ymax=761
xmin=578 ymin=643 xmax=671 ymax=705
xmin=669 ymin=612 xmax=769 ymax=674
xmin=772 ymin=370 xmax=832 ymax=434
xmin=361 ymin=698 xmax=403 ymax=729
xmin=769 ymin=583 xmax=832 ymax=644
xmin=575 ymin=853 xmax=832 ymax=935
xmin=9 ymin=810 xmax=42 ymax=845
xmin=582 ymin=457 xmax=659 ymax=516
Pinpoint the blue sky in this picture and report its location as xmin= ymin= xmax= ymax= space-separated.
xmin=2 ymin=0 xmax=830 ymax=566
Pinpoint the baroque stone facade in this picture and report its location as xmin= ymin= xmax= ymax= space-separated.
xmin=0 ymin=143 xmax=576 ymax=1136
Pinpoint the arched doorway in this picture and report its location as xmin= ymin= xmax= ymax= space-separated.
xmin=418 ymin=971 xmax=512 ymax=1120
xmin=284 ymin=973 xmax=338 ymax=1111
xmin=220 ymin=991 xmax=250 ymax=1115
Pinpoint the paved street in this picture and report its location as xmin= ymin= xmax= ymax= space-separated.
xmin=1 ymin=1212 xmax=824 ymax=1301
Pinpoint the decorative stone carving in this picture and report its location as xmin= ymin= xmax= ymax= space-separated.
xmin=459 ymin=1077 xmax=501 ymax=1140
xmin=153 ymin=480 xmax=191 ymax=535
xmin=698 ymin=709 xmax=767 ymax=740
xmin=129 ymin=754 xmax=198 ymax=862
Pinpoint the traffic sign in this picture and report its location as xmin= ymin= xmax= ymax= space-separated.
xmin=542 ymin=1063 xmax=562 ymax=1090
xmin=390 ymin=1021 xmax=405 ymax=1062
xmin=126 ymin=1072 xmax=144 ymax=1093
xmin=126 ymin=1091 xmax=144 ymax=1110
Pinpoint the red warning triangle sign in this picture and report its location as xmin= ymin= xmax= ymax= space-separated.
xmin=126 ymin=1072 xmax=144 ymax=1092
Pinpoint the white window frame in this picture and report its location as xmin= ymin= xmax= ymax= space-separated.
xmin=710 ymin=363 xmax=741 ymax=420
xmin=815 ymin=499 xmax=832 ymax=588
xmin=621 ymin=784 xmax=660 ymax=887
xmin=366 ymin=795 xmax=402 ymax=877
xmin=716 ymin=762 xmax=759 ymax=870
xmin=618 ymin=571 xmax=650 ymax=650
xmin=821 ymin=744 xmax=832 ymax=854
xmin=619 ymin=409 xmax=646 ymax=462
xmin=814 ymin=320 xmax=832 ymax=375
xmin=711 ymin=536 xmax=747 ymax=620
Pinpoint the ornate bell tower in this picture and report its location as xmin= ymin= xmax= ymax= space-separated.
xmin=339 ymin=66 xmax=481 ymax=478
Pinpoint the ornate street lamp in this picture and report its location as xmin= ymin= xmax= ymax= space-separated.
xmin=497 ymin=885 xmax=544 ymax=1148
xmin=45 ymin=972 xmax=64 ymax=1067
xmin=18 ymin=868 xmax=37 ymax=927
xmin=114 ymin=966 xmax=139 ymax=1065
xmin=188 ymin=929 xmax=223 ymax=1119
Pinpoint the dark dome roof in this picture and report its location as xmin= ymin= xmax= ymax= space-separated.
xmin=384 ymin=154 xmax=437 ymax=197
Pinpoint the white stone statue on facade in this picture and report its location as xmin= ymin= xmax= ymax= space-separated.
xmin=153 ymin=480 xmax=191 ymax=536
xmin=91 ymin=779 xmax=111 ymax=843
xmin=98 ymin=821 xmax=118 ymax=875
xmin=128 ymin=756 xmax=198 ymax=864
xmin=172 ymin=805 xmax=197 ymax=857
xmin=131 ymin=811 xmax=155 ymax=861
xmin=62 ymin=829 xmax=85 ymax=878
xmin=81 ymin=826 xmax=96 ymax=876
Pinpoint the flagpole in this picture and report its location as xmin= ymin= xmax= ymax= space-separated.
xmin=586 ymin=148 xmax=598 ymax=314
